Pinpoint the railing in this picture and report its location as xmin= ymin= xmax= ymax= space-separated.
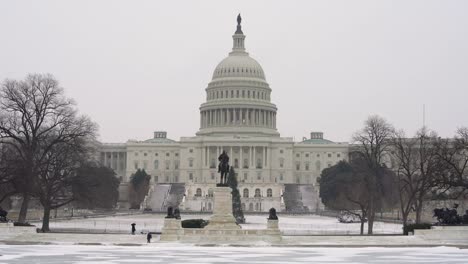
xmin=160 ymin=185 xmax=172 ymax=211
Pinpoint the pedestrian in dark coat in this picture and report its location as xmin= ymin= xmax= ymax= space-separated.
xmin=147 ymin=232 xmax=152 ymax=243
xmin=131 ymin=223 xmax=136 ymax=235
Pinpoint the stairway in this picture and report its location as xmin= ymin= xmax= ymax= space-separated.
xmin=283 ymin=184 xmax=320 ymax=213
xmin=162 ymin=183 xmax=185 ymax=211
xmin=145 ymin=184 xmax=171 ymax=211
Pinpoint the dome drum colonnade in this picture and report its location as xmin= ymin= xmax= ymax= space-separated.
xmin=197 ymin=15 xmax=278 ymax=136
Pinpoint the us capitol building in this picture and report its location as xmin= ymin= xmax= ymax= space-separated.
xmin=99 ymin=16 xmax=349 ymax=212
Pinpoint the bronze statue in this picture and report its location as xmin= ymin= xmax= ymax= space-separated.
xmin=237 ymin=13 xmax=242 ymax=26
xmin=174 ymin=208 xmax=181 ymax=220
xmin=268 ymin=208 xmax=278 ymax=220
xmin=218 ymin=150 xmax=230 ymax=185
xmin=165 ymin=206 xmax=175 ymax=219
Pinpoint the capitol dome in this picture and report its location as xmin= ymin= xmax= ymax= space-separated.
xmin=197 ymin=15 xmax=279 ymax=137
xmin=212 ymin=55 xmax=266 ymax=80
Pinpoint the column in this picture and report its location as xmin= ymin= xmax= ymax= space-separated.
xmin=235 ymin=108 xmax=238 ymax=124
xmin=229 ymin=147 xmax=233 ymax=161
xmin=264 ymin=147 xmax=267 ymax=167
xmin=221 ymin=109 xmax=225 ymax=125
xmin=273 ymin=113 xmax=276 ymax=128
xmin=253 ymin=147 xmax=256 ymax=169
xmin=249 ymin=146 xmax=253 ymax=168
xmin=240 ymin=146 xmax=243 ymax=168
xmin=205 ymin=146 xmax=208 ymax=167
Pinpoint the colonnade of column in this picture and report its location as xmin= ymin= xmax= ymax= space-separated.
xmin=201 ymin=146 xmax=269 ymax=169
xmin=200 ymin=108 xmax=276 ymax=129
xmin=102 ymin=152 xmax=126 ymax=171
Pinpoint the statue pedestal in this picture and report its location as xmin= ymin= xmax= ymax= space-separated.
xmin=205 ymin=187 xmax=240 ymax=229
xmin=267 ymin=219 xmax=279 ymax=229
xmin=160 ymin=218 xmax=182 ymax=241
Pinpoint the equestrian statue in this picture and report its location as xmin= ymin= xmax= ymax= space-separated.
xmin=218 ymin=150 xmax=230 ymax=186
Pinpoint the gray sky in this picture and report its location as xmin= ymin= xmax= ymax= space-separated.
xmin=1 ymin=0 xmax=467 ymax=143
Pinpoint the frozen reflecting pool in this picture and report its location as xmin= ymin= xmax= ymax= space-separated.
xmin=0 ymin=245 xmax=467 ymax=264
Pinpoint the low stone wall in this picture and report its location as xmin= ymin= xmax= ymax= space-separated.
xmin=414 ymin=225 xmax=468 ymax=242
xmin=0 ymin=223 xmax=37 ymax=234
xmin=160 ymin=218 xmax=281 ymax=243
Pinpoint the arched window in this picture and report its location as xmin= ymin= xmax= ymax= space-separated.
xmin=255 ymin=188 xmax=261 ymax=197
xmin=195 ymin=188 xmax=202 ymax=197
xmin=255 ymin=203 xmax=259 ymax=211
xmin=243 ymin=188 xmax=249 ymax=198
xmin=234 ymin=158 xmax=239 ymax=168
xmin=243 ymin=158 xmax=249 ymax=169
xmin=154 ymin=160 xmax=159 ymax=169
xmin=241 ymin=203 xmax=246 ymax=211
xmin=267 ymin=188 xmax=272 ymax=197
xmin=249 ymin=203 xmax=254 ymax=211
xmin=256 ymin=158 xmax=262 ymax=169
xmin=210 ymin=158 xmax=216 ymax=168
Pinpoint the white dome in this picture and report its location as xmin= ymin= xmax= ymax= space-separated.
xmin=212 ymin=54 xmax=266 ymax=80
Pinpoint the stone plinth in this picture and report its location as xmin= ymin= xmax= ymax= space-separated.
xmin=160 ymin=218 xmax=182 ymax=241
xmin=267 ymin=219 xmax=279 ymax=229
xmin=0 ymin=223 xmax=37 ymax=234
xmin=205 ymin=187 xmax=240 ymax=230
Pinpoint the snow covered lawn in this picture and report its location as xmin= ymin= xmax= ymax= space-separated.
xmin=39 ymin=213 xmax=403 ymax=235
xmin=0 ymin=245 xmax=467 ymax=264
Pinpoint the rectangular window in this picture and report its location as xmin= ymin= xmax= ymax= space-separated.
xmin=154 ymin=176 xmax=158 ymax=182
xmin=305 ymin=163 xmax=309 ymax=171
xmin=189 ymin=173 xmax=193 ymax=180
xmin=143 ymin=161 xmax=148 ymax=170
xmin=134 ymin=161 xmax=138 ymax=170
xmin=280 ymin=174 xmax=284 ymax=181
xmin=211 ymin=173 xmax=215 ymax=180
xmin=189 ymin=149 xmax=193 ymax=153
xmin=257 ymin=172 xmax=261 ymax=180
xmin=296 ymin=163 xmax=300 ymax=171
xmin=165 ymin=160 xmax=170 ymax=170
xmin=328 ymin=153 xmax=332 ymax=158
xmin=189 ymin=159 xmax=193 ymax=167
xmin=175 ymin=160 xmax=180 ymax=170
xmin=337 ymin=153 xmax=341 ymax=158
xmin=244 ymin=173 xmax=248 ymax=180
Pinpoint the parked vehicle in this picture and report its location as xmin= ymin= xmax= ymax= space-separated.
xmin=337 ymin=211 xmax=367 ymax=223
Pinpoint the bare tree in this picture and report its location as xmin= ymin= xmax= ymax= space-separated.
xmin=0 ymin=74 xmax=96 ymax=223
xmin=352 ymin=115 xmax=394 ymax=234
xmin=391 ymin=127 xmax=441 ymax=225
xmin=37 ymin=130 xmax=96 ymax=232
xmin=434 ymin=127 xmax=468 ymax=192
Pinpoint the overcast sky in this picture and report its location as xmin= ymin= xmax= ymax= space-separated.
xmin=1 ymin=0 xmax=467 ymax=143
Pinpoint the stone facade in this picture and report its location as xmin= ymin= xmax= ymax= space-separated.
xmin=99 ymin=18 xmax=349 ymax=212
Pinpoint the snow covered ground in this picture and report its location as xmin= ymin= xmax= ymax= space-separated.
xmin=39 ymin=213 xmax=402 ymax=235
xmin=0 ymin=245 xmax=467 ymax=264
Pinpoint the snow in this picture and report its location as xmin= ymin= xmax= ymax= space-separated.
xmin=37 ymin=213 xmax=402 ymax=235
xmin=0 ymin=245 xmax=467 ymax=264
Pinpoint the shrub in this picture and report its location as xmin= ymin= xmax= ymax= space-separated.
xmin=181 ymin=219 xmax=209 ymax=228
xmin=403 ymin=223 xmax=431 ymax=235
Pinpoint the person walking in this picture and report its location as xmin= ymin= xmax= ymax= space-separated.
xmin=131 ymin=223 xmax=136 ymax=235
xmin=147 ymin=232 xmax=152 ymax=243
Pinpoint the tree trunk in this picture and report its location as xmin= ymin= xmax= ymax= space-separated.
xmin=41 ymin=206 xmax=51 ymax=232
xmin=415 ymin=199 xmax=423 ymax=224
xmin=402 ymin=213 xmax=408 ymax=229
xmin=367 ymin=197 xmax=375 ymax=235
xmin=17 ymin=193 xmax=30 ymax=223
